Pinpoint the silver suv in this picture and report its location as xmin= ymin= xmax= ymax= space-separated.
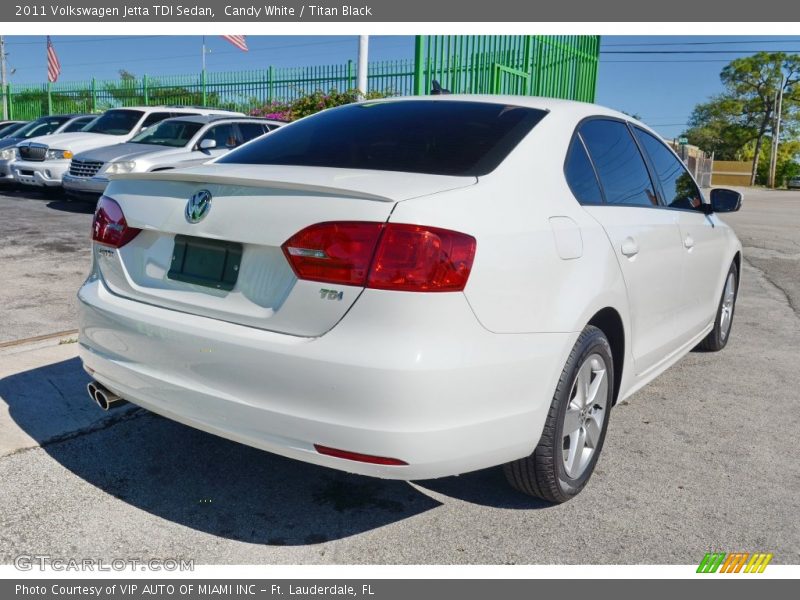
xmin=63 ymin=115 xmax=282 ymax=201
xmin=14 ymin=106 xmax=240 ymax=191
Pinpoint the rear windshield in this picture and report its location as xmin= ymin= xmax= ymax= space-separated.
xmin=130 ymin=120 xmax=204 ymax=147
xmin=84 ymin=109 xmax=144 ymax=135
xmin=219 ymin=100 xmax=547 ymax=176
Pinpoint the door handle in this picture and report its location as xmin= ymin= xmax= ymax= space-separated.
xmin=684 ymin=234 xmax=695 ymax=249
xmin=620 ymin=237 xmax=639 ymax=257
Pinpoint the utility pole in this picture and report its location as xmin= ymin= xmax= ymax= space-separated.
xmin=357 ymin=35 xmax=369 ymax=99
xmin=768 ymin=75 xmax=784 ymax=189
xmin=0 ymin=36 xmax=7 ymax=120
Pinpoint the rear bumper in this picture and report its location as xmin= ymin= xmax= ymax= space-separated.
xmin=78 ymin=277 xmax=576 ymax=480
xmin=12 ymin=159 xmax=69 ymax=187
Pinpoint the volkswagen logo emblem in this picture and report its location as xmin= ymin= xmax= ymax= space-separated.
xmin=186 ymin=189 xmax=212 ymax=224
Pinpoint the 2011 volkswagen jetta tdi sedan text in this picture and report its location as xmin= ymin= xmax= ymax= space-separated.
xmin=78 ymin=96 xmax=742 ymax=502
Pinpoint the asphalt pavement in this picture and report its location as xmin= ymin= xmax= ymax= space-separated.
xmin=0 ymin=188 xmax=798 ymax=565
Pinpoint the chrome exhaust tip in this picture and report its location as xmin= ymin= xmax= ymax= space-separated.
xmin=88 ymin=380 xmax=126 ymax=411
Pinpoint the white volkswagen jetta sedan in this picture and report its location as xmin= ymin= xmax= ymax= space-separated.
xmin=78 ymin=96 xmax=742 ymax=502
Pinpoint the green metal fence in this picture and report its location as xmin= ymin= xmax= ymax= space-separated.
xmin=414 ymin=35 xmax=599 ymax=101
xmin=4 ymin=35 xmax=599 ymax=120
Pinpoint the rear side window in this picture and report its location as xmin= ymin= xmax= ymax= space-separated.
xmin=62 ymin=117 xmax=94 ymax=133
xmin=141 ymin=112 xmax=173 ymax=128
xmin=220 ymin=100 xmax=548 ymax=176
xmin=564 ymin=135 xmax=603 ymax=205
xmin=634 ymin=128 xmax=704 ymax=210
xmin=84 ymin=110 xmax=144 ymax=135
xmin=237 ymin=122 xmax=268 ymax=142
xmin=579 ymin=119 xmax=658 ymax=208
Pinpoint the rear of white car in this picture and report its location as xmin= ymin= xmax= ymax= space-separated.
xmin=78 ymin=97 xmax=741 ymax=501
xmin=78 ymin=99 xmax=574 ymax=481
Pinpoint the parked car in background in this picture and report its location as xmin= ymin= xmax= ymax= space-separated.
xmin=79 ymin=96 xmax=743 ymax=503
xmin=64 ymin=115 xmax=282 ymax=201
xmin=0 ymin=121 xmax=28 ymax=139
xmin=787 ymin=177 xmax=800 ymax=190
xmin=0 ymin=114 xmax=95 ymax=186
xmin=12 ymin=106 xmax=241 ymax=191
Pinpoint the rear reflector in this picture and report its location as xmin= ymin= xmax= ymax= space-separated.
xmin=282 ymin=222 xmax=476 ymax=292
xmin=314 ymin=444 xmax=408 ymax=466
xmin=92 ymin=195 xmax=141 ymax=248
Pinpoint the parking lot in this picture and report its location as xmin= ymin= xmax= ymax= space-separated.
xmin=0 ymin=187 xmax=798 ymax=565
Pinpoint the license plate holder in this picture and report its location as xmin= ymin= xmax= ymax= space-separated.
xmin=168 ymin=234 xmax=242 ymax=291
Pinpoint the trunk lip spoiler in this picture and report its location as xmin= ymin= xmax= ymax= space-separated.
xmin=109 ymin=169 xmax=478 ymax=203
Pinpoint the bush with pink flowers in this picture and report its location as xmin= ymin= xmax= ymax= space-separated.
xmin=250 ymin=88 xmax=395 ymax=122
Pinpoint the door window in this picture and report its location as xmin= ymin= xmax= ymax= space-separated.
xmin=579 ymin=119 xmax=659 ymax=208
xmin=634 ymin=128 xmax=704 ymax=211
xmin=202 ymin=124 xmax=242 ymax=149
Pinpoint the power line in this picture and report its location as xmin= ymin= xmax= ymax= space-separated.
xmin=5 ymin=36 xmax=162 ymax=46
xmin=7 ymin=38 xmax=411 ymax=73
xmin=601 ymin=49 xmax=800 ymax=54
xmin=603 ymin=59 xmax=735 ymax=63
xmin=601 ymin=38 xmax=800 ymax=47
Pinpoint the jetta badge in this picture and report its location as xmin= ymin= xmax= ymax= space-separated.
xmin=186 ymin=189 xmax=212 ymax=224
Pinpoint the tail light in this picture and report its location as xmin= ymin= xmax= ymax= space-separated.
xmin=92 ymin=195 xmax=141 ymax=248
xmin=282 ymin=222 xmax=476 ymax=292
xmin=282 ymin=221 xmax=383 ymax=286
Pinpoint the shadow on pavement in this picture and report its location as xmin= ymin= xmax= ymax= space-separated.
xmin=1 ymin=357 xmax=444 ymax=546
xmin=46 ymin=199 xmax=96 ymax=214
xmin=415 ymin=468 xmax=552 ymax=510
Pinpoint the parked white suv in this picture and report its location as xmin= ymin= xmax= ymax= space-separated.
xmin=13 ymin=106 xmax=241 ymax=190
xmin=64 ymin=115 xmax=282 ymax=201
xmin=0 ymin=114 xmax=96 ymax=185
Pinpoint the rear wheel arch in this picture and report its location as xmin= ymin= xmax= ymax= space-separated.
xmin=587 ymin=307 xmax=625 ymax=405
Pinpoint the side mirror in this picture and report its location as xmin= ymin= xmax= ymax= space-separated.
xmin=709 ymin=188 xmax=742 ymax=213
xmin=198 ymin=138 xmax=217 ymax=151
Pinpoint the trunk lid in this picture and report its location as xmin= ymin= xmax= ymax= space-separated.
xmin=97 ymin=164 xmax=475 ymax=337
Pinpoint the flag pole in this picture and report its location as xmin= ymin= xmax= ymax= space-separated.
xmin=1 ymin=36 xmax=8 ymax=120
xmin=201 ymin=36 xmax=207 ymax=106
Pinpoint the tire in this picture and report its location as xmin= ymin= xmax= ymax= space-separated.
xmin=697 ymin=261 xmax=738 ymax=352
xmin=504 ymin=325 xmax=614 ymax=503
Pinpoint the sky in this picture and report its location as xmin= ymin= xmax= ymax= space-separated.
xmin=3 ymin=35 xmax=800 ymax=140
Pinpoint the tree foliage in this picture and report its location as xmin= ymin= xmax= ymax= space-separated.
xmin=250 ymin=88 xmax=396 ymax=122
xmin=684 ymin=52 xmax=800 ymax=186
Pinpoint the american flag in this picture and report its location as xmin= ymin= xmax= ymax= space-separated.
xmin=47 ymin=36 xmax=61 ymax=83
xmin=221 ymin=35 xmax=248 ymax=52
